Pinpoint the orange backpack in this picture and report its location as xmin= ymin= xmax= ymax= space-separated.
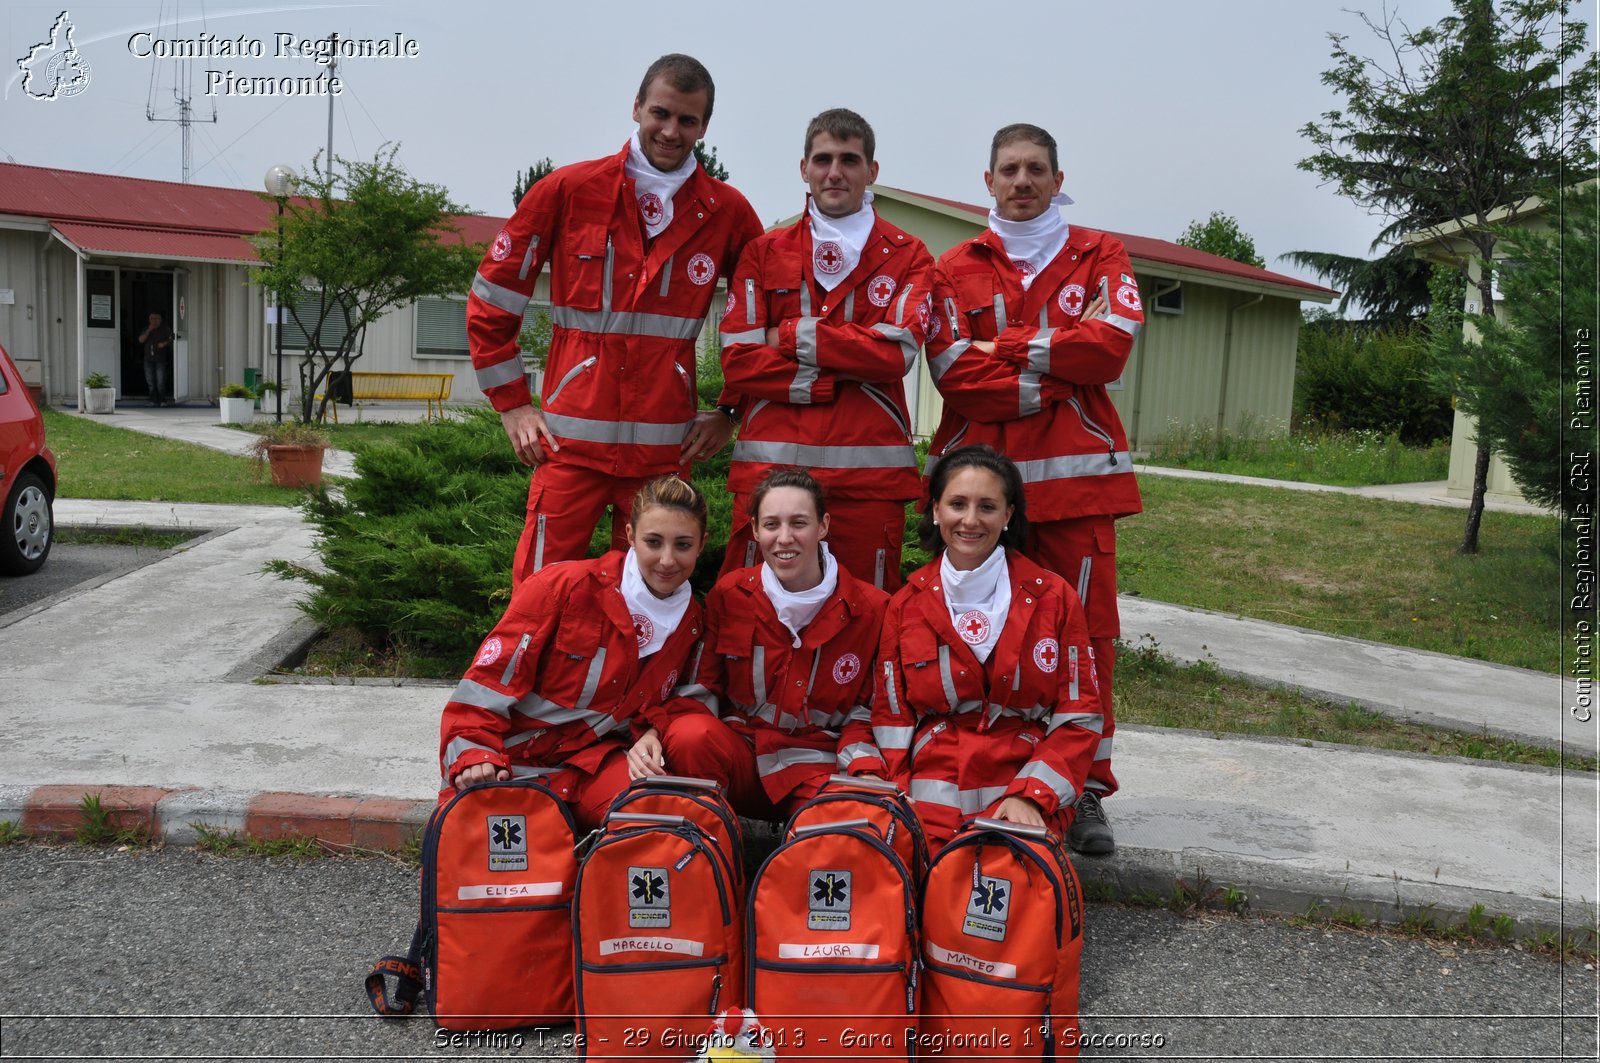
xmin=366 ymin=778 xmax=579 ymax=1030
xmin=917 ymin=819 xmax=1085 ymax=1058
xmin=746 ymin=819 xmax=919 ymax=1062
xmin=784 ymin=775 xmax=928 ymax=885
xmin=574 ymin=811 xmax=745 ymax=1058
xmin=607 ymin=775 xmax=746 ymax=889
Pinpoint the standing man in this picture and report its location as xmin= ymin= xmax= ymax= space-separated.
xmin=138 ymin=312 xmax=173 ymax=407
xmin=923 ymin=124 xmax=1143 ymax=854
xmin=717 ymin=108 xmax=931 ymax=590
xmin=468 ymin=54 xmax=763 ymax=583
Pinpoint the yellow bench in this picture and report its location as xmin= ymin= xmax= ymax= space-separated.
xmin=315 ymin=371 xmax=454 ymax=422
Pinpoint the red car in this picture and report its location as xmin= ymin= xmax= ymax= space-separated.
xmin=0 ymin=343 xmax=55 ymax=575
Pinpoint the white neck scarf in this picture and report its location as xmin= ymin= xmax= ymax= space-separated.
xmin=626 ymin=129 xmax=697 ymax=240
xmin=761 ymin=543 xmax=839 ymax=648
xmin=940 ymin=547 xmax=1011 ymax=663
xmin=620 ymin=547 xmax=692 ymax=659
xmin=987 ymin=197 xmax=1071 ymax=290
xmin=808 ymin=191 xmax=875 ymax=291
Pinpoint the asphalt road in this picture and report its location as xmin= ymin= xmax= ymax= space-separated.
xmin=0 ymin=845 xmax=1594 ymax=1061
xmin=0 ymin=540 xmax=172 ymax=619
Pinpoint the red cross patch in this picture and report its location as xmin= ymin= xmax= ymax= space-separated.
xmin=638 ymin=192 xmax=665 ymax=227
xmin=814 ymin=240 xmax=845 ymax=275
xmin=490 ymin=230 xmax=512 ymax=262
xmin=1032 ymin=638 xmax=1059 ymax=673
xmin=632 ymin=613 xmax=654 ymax=648
xmin=687 ymin=253 xmax=716 ymax=285
xmin=1116 ymin=283 xmax=1143 ymax=311
xmin=867 ymin=274 xmax=897 ymax=307
xmin=832 ymin=653 xmax=862 ymax=685
xmin=1059 ymin=283 xmax=1085 ymax=316
xmin=475 ymin=636 xmax=503 ymax=668
xmin=957 ymin=610 xmax=991 ymax=645
xmin=1011 ymin=258 xmax=1036 ymax=281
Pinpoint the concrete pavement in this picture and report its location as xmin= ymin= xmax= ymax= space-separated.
xmin=3 ymin=405 xmax=1594 ymax=941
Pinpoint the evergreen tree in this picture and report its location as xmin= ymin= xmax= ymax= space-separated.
xmin=512 ymin=158 xmax=555 ymax=206
xmin=1176 ymin=211 xmax=1265 ymax=268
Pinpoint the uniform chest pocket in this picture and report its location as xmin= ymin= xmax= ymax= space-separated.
xmin=559 ymin=221 xmax=609 ymax=312
xmin=713 ymin=618 xmax=760 ymax=706
xmin=539 ymin=609 xmax=609 ymax=706
xmin=897 ymin=626 xmax=951 ymax=711
xmin=762 ymin=250 xmax=807 ymax=323
xmin=951 ymin=269 xmax=1000 ymax=341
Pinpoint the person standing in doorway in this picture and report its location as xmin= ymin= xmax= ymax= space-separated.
xmin=139 ymin=312 xmax=173 ymax=406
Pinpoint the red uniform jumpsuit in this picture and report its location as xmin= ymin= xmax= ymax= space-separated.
xmin=924 ymin=227 xmax=1142 ymax=797
xmin=716 ymin=209 xmax=933 ymax=590
xmin=467 ymin=144 xmax=763 ymax=582
xmin=438 ymin=550 xmax=703 ymax=831
xmin=662 ymin=563 xmax=889 ymax=820
xmin=862 ymin=550 xmax=1101 ymax=846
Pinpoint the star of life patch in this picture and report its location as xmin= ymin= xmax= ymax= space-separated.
xmin=808 ymin=869 xmax=852 ymax=930
xmin=486 ymin=814 xmax=528 ymax=872
xmin=964 ymin=873 xmax=1011 ymax=942
xmin=628 ymin=865 xmax=672 ymax=928
xmin=474 ymin=637 xmax=503 ymax=668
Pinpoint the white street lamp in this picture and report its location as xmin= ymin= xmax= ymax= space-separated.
xmin=263 ymin=164 xmax=297 ymax=423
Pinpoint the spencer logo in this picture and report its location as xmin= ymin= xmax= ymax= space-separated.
xmin=16 ymin=10 xmax=92 ymax=101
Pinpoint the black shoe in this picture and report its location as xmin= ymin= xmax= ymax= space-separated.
xmin=1066 ymin=791 xmax=1114 ymax=855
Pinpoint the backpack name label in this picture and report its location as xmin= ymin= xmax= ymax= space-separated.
xmin=599 ymin=936 xmax=705 ymax=956
xmin=778 ymin=942 xmax=881 ymax=960
xmin=927 ymin=940 xmax=1017 ymax=979
xmin=457 ymin=881 xmax=563 ymax=900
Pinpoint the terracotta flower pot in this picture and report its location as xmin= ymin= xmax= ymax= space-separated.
xmin=267 ymin=443 xmax=326 ymax=488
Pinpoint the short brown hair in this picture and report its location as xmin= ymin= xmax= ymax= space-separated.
xmin=748 ymin=467 xmax=828 ymax=523
xmin=636 ymin=54 xmax=716 ymax=124
xmin=632 ymin=474 xmax=709 ymax=534
xmin=804 ymin=108 xmax=876 ymax=163
xmin=990 ymin=123 xmax=1058 ymax=173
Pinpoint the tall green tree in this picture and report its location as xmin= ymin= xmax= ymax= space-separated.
xmin=1176 ymin=210 xmax=1265 ymax=268
xmin=512 ymin=157 xmax=555 ymax=206
xmin=1279 ymin=245 xmax=1437 ymax=324
xmin=693 ymin=141 xmax=729 ymax=181
xmin=253 ymin=145 xmax=482 ymax=423
xmin=1431 ymin=186 xmax=1596 ymax=516
xmin=1299 ymin=0 xmax=1597 ymax=552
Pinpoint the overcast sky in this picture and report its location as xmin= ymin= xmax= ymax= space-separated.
xmin=2 ymin=0 xmax=1584 ymax=286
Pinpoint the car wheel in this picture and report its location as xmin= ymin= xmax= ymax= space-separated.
xmin=1 ymin=469 xmax=53 ymax=576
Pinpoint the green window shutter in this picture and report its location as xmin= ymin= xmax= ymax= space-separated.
xmin=416 ymin=296 xmax=469 ymax=357
xmin=282 ymin=290 xmax=353 ymax=351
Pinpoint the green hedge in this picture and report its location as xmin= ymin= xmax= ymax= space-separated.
xmin=1294 ymin=321 xmax=1453 ymax=445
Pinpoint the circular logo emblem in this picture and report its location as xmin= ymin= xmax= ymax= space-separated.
xmin=916 ymin=298 xmax=932 ymax=331
xmin=632 ymin=613 xmax=654 ymax=649
xmin=490 ymin=229 xmax=512 ymax=262
xmin=1116 ymin=283 xmax=1143 ymax=311
xmin=956 ymin=610 xmax=991 ymax=646
xmin=474 ymin=637 xmax=503 ymax=668
xmin=687 ymin=252 xmax=716 ymax=285
xmin=638 ymin=192 xmax=665 ymax=227
xmin=814 ymin=240 xmax=845 ymax=276
xmin=1059 ymin=283 xmax=1086 ymax=316
xmin=724 ymin=289 xmax=738 ymax=317
xmin=661 ymin=669 xmax=679 ymax=701
xmin=1011 ymin=258 xmax=1036 ymax=282
xmin=1032 ymin=638 xmax=1060 ymax=673
xmin=832 ymin=653 xmax=862 ymax=685
xmin=867 ymin=275 xmax=897 ymax=307
xmin=44 ymin=51 xmax=92 ymax=99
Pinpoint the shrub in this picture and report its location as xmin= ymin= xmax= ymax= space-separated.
xmin=1294 ymin=321 xmax=1452 ymax=444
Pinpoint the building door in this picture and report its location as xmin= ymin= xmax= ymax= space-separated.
xmin=121 ymin=270 xmax=175 ymax=400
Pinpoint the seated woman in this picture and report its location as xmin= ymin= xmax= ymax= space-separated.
xmin=662 ymin=468 xmax=890 ymax=821
xmin=438 ymin=475 xmax=708 ymax=831
xmin=869 ymin=445 xmax=1102 ymax=846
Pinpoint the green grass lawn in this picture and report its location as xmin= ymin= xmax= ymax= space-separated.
xmin=1119 ymin=475 xmax=1560 ymax=673
xmin=1140 ymin=423 xmax=1451 ymax=486
xmin=42 ymin=409 xmax=310 ymax=506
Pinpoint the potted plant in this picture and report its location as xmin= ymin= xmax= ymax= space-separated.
xmin=218 ymin=383 xmax=256 ymax=424
xmin=255 ymin=378 xmax=281 ymax=413
xmin=248 ymin=421 xmax=331 ymax=488
xmin=82 ymin=372 xmax=116 ymax=415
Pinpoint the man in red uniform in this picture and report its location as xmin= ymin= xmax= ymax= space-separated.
xmin=467 ymin=54 xmax=763 ymax=583
xmin=923 ymin=124 xmax=1143 ymax=854
xmin=716 ymin=108 xmax=932 ymax=591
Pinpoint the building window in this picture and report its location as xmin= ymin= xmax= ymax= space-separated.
xmin=281 ymin=288 xmax=354 ymax=352
xmin=1150 ymin=279 xmax=1183 ymax=315
xmin=415 ymin=295 xmax=469 ymax=357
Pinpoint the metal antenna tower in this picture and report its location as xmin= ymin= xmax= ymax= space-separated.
xmin=145 ymin=2 xmax=217 ymax=182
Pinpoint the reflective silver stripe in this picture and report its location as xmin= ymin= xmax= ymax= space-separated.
xmin=860 ymin=383 xmax=909 ymax=435
xmin=928 ymin=339 xmax=969 ymax=383
xmin=1095 ymin=736 xmax=1114 ymax=761
xmin=882 ymin=661 xmax=903 ymax=716
xmin=509 ymin=764 xmax=560 ymax=779
xmin=960 ymin=783 xmax=1011 ymax=814
xmin=1015 ymin=761 xmax=1077 ymax=804
xmin=755 ymin=702 xmax=778 ymax=725
xmin=800 ymin=283 xmax=812 ymax=317
xmin=681 ymin=642 xmax=704 ymax=696
xmin=943 ymin=296 xmax=961 ymax=337
xmin=543 ymin=412 xmax=693 ymax=447
xmin=992 ymin=294 xmax=1007 ymax=331
xmin=910 ymin=778 xmax=958 ymax=808
xmin=1069 ymin=395 xmax=1118 ymax=452
xmin=576 ymin=648 xmax=607 ymax=711
xmin=720 ymin=329 xmax=765 ymax=346
xmin=757 ymin=747 xmax=837 ymax=777
xmin=871 ymin=322 xmax=919 ymax=372
xmin=533 ymin=514 xmax=547 ymax=572
xmin=745 ymin=278 xmax=756 ymax=322
xmin=874 ymin=549 xmax=885 ymax=590
xmin=938 ymin=645 xmax=958 ymax=712
xmin=1068 ymin=645 xmax=1079 ymax=701
xmin=843 ymin=290 xmax=855 ymax=322
xmin=518 ymin=236 xmax=537 ymax=281
xmin=1054 ymin=711 xmax=1105 ymax=735
xmin=836 ymin=742 xmax=879 ymax=768
xmin=443 ymin=736 xmax=497 ymax=771
xmin=804 ymin=651 xmax=823 ymax=704
xmin=659 ymin=254 xmax=673 ymax=298
xmin=808 ymin=706 xmax=847 ymax=730
xmin=551 ymin=305 xmax=704 ymax=341
xmin=894 ymin=284 xmax=913 ymax=326
xmin=751 ymin=645 xmax=768 ymax=713
xmin=602 ymin=238 xmax=614 ymax=309
xmin=794 ymin=317 xmax=820 ymax=367
xmin=1105 ymin=313 xmax=1142 ymax=337
xmin=775 ymin=707 xmax=804 ymax=731
xmin=505 ymin=727 xmax=546 ymax=746
xmin=475 ymin=354 xmax=526 ymax=392
xmin=1019 ymin=371 xmax=1044 ymax=418
xmin=1078 ymin=557 xmax=1093 ymax=611
xmin=873 ymin=725 xmax=914 ymax=750
xmin=1027 ymin=330 xmax=1056 ymax=374
xmin=1014 ymin=452 xmax=1135 ymax=482
xmin=544 ymin=356 xmax=596 ymax=405
xmin=512 ymin=690 xmax=614 ymax=735
xmin=500 ymin=633 xmax=532 ymax=686
xmin=910 ymin=722 xmax=944 ymax=759
xmin=472 ymin=272 xmax=531 ymax=317
xmin=731 ymin=439 xmax=917 ymax=470
xmin=450 ymin=679 xmax=516 ymax=717
xmin=1039 ymin=306 xmax=1050 ymax=329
